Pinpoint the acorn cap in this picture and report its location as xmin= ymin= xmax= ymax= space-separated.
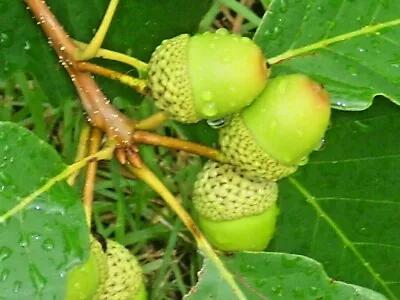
xmin=148 ymin=30 xmax=269 ymax=123
xmin=193 ymin=161 xmax=278 ymax=221
xmin=241 ymin=74 xmax=331 ymax=165
xmin=100 ymin=239 xmax=146 ymax=300
xmin=148 ymin=34 xmax=196 ymax=123
xmin=65 ymin=237 xmax=108 ymax=300
xmin=219 ymin=114 xmax=298 ymax=181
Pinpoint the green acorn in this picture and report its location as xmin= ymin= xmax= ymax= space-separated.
xmin=219 ymin=74 xmax=331 ymax=181
xmin=65 ymin=237 xmax=108 ymax=300
xmin=147 ymin=28 xmax=269 ymax=123
xmin=100 ymin=239 xmax=147 ymax=300
xmin=193 ymin=161 xmax=279 ymax=251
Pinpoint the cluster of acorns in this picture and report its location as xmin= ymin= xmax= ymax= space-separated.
xmin=64 ymin=28 xmax=331 ymax=299
xmin=148 ymin=28 xmax=331 ymax=252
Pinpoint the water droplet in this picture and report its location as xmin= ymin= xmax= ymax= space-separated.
xmin=42 ymin=239 xmax=55 ymax=251
xmin=335 ymin=101 xmax=347 ymax=108
xmin=314 ymin=138 xmax=326 ymax=151
xmin=254 ymin=278 xmax=267 ymax=288
xmin=309 ymin=286 xmax=318 ymax=296
xmin=271 ymin=285 xmax=283 ymax=296
xmin=207 ymin=116 xmax=230 ymax=129
xmin=279 ymin=0 xmax=288 ymax=12
xmin=271 ymin=27 xmax=282 ymax=40
xmin=281 ymin=255 xmax=301 ymax=268
xmin=202 ymin=90 xmax=213 ymax=102
xmin=298 ymin=156 xmax=309 ymax=166
xmin=13 ymin=280 xmax=22 ymax=293
xmin=0 ymin=32 xmax=12 ymax=47
xmin=19 ymin=234 xmax=29 ymax=248
xmin=292 ymin=287 xmax=305 ymax=298
xmin=24 ymin=41 xmax=31 ymax=50
xmin=29 ymin=264 xmax=47 ymax=294
xmin=240 ymin=264 xmax=255 ymax=273
xmin=215 ymin=28 xmax=229 ymax=35
xmin=0 ymin=247 xmax=12 ymax=262
xmin=0 ymin=269 xmax=10 ymax=282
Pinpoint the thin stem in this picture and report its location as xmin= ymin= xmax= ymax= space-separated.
xmin=83 ymin=128 xmax=103 ymax=226
xmin=75 ymin=0 xmax=120 ymax=61
xmin=268 ymin=19 xmax=400 ymax=65
xmin=219 ymin=0 xmax=261 ymax=27
xmin=132 ymin=131 xmax=224 ymax=161
xmin=0 ymin=142 xmax=116 ymax=222
xmin=135 ymin=112 xmax=169 ymax=131
xmin=67 ymin=123 xmax=91 ymax=186
xmin=127 ymin=164 xmax=247 ymax=300
xmin=76 ymin=62 xmax=148 ymax=95
xmin=198 ymin=0 xmax=222 ymax=32
xmin=74 ymin=40 xmax=148 ymax=71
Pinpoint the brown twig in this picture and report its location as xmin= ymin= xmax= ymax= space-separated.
xmin=83 ymin=128 xmax=103 ymax=225
xmin=24 ymin=0 xmax=135 ymax=145
xmin=232 ymin=0 xmax=255 ymax=33
xmin=132 ymin=131 xmax=224 ymax=162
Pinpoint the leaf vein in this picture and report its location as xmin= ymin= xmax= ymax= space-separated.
xmin=288 ymin=177 xmax=396 ymax=299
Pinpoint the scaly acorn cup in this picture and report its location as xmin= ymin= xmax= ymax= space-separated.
xmin=65 ymin=236 xmax=108 ymax=300
xmin=193 ymin=161 xmax=279 ymax=251
xmin=100 ymin=239 xmax=147 ymax=300
xmin=219 ymin=74 xmax=331 ymax=181
xmin=147 ymin=28 xmax=269 ymax=123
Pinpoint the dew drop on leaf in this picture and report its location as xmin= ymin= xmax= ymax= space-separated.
xmin=281 ymin=255 xmax=301 ymax=269
xmin=41 ymin=239 xmax=55 ymax=251
xmin=309 ymin=286 xmax=318 ymax=296
xmin=298 ymin=156 xmax=309 ymax=166
xmin=0 ymin=32 xmax=12 ymax=48
xmin=19 ymin=234 xmax=29 ymax=249
xmin=292 ymin=287 xmax=305 ymax=298
xmin=13 ymin=280 xmax=22 ymax=293
xmin=251 ymin=278 xmax=263 ymax=288
xmin=314 ymin=138 xmax=326 ymax=151
xmin=279 ymin=0 xmax=288 ymax=13
xmin=0 ymin=247 xmax=12 ymax=262
xmin=0 ymin=268 xmax=10 ymax=282
xmin=271 ymin=285 xmax=283 ymax=296
xmin=29 ymin=264 xmax=47 ymax=294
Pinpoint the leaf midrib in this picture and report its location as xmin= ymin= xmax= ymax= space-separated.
xmin=288 ymin=177 xmax=397 ymax=300
xmin=267 ymin=18 xmax=400 ymax=65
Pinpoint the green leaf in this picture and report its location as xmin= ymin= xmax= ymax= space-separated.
xmin=185 ymin=252 xmax=386 ymax=299
xmin=0 ymin=0 xmax=211 ymax=105
xmin=254 ymin=0 xmax=400 ymax=110
xmin=0 ymin=122 xmax=88 ymax=300
xmin=269 ymin=99 xmax=400 ymax=300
